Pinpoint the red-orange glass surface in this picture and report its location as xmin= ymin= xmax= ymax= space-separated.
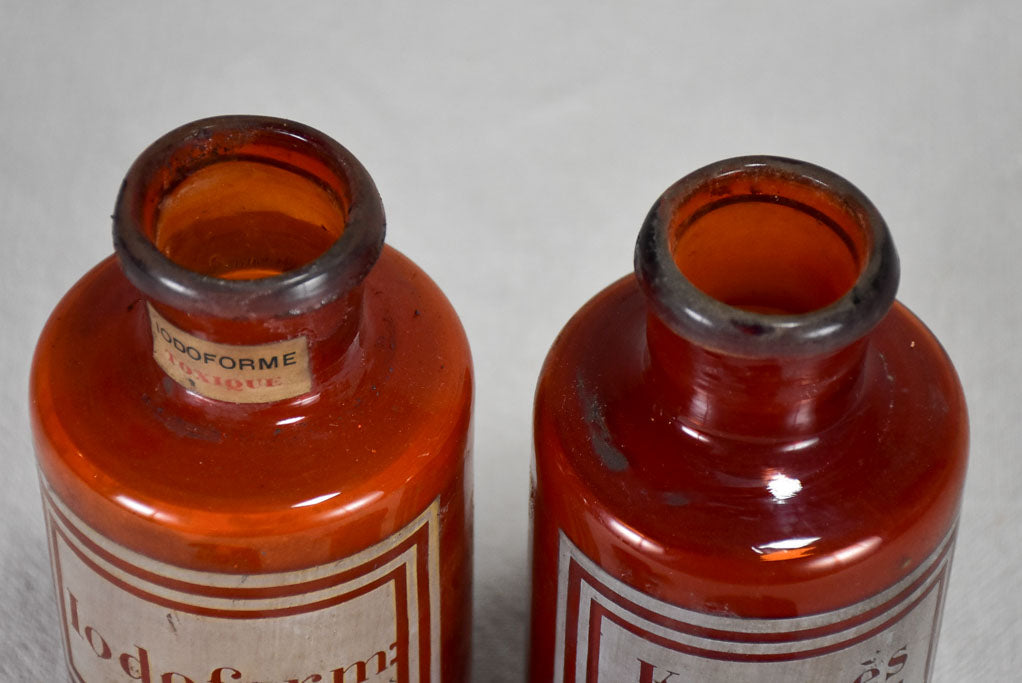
xmin=30 ymin=116 xmax=472 ymax=682
xmin=529 ymin=157 xmax=967 ymax=682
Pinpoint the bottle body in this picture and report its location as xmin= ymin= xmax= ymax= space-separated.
xmin=528 ymin=158 xmax=967 ymax=682
xmin=30 ymin=117 xmax=472 ymax=682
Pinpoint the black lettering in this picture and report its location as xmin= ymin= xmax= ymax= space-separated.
xmin=159 ymin=327 xmax=173 ymax=343
xmin=218 ymin=356 xmax=237 ymax=370
xmin=258 ymin=356 xmax=279 ymax=370
xmin=239 ymin=358 xmax=256 ymax=370
xmin=185 ymin=346 xmax=201 ymax=361
xmin=283 ymin=351 xmax=296 ymax=366
xmin=203 ymin=352 xmax=217 ymax=364
xmin=172 ymin=338 xmax=187 ymax=353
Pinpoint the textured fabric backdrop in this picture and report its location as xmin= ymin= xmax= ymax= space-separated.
xmin=1 ymin=1 xmax=1018 ymax=680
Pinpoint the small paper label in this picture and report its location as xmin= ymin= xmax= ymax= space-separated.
xmin=43 ymin=485 xmax=441 ymax=683
xmin=148 ymin=303 xmax=311 ymax=403
xmin=553 ymin=527 xmax=955 ymax=682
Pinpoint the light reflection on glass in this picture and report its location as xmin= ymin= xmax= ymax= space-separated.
xmin=319 ymin=490 xmax=384 ymax=519
xmin=608 ymin=517 xmax=666 ymax=556
xmin=115 ymin=494 xmax=157 ymax=518
xmin=684 ymin=306 xmax=712 ymax=327
xmin=779 ymin=436 xmax=820 ymax=453
xmin=679 ymin=423 xmax=711 ymax=443
xmin=803 ymin=322 xmax=842 ymax=339
xmin=752 ymin=536 xmax=821 ymax=562
xmin=291 ymin=491 xmax=341 ymax=508
xmin=291 ymin=393 xmax=321 ymax=407
xmin=765 ymin=470 xmax=803 ymax=501
xmin=806 ymin=535 xmax=882 ymax=572
xmin=275 ymin=415 xmax=306 ymax=426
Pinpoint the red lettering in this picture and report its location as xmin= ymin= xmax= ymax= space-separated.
xmin=161 ymin=674 xmax=196 ymax=683
xmin=208 ymin=668 xmax=242 ymax=683
xmin=854 ymin=659 xmax=882 ymax=683
xmin=886 ymin=646 xmax=908 ymax=678
xmin=67 ymin=590 xmax=82 ymax=637
xmin=186 ymin=366 xmax=211 ymax=385
xmin=638 ymin=660 xmax=678 ymax=683
xmin=120 ymin=645 xmax=152 ymax=682
xmin=85 ymin=626 xmax=112 ymax=659
xmin=331 ymin=651 xmax=387 ymax=682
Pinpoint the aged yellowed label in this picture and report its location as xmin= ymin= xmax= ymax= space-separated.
xmin=148 ymin=303 xmax=311 ymax=403
xmin=553 ymin=528 xmax=956 ymax=682
xmin=43 ymin=485 xmax=441 ymax=683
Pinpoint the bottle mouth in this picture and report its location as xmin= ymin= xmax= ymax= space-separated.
xmin=634 ymin=156 xmax=899 ymax=356
xmin=113 ymin=115 xmax=385 ymax=318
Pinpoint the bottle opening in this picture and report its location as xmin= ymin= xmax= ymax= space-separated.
xmin=114 ymin=116 xmax=385 ymax=317
xmin=673 ymin=196 xmax=864 ymax=315
xmin=635 ymin=157 xmax=898 ymax=356
xmin=155 ymin=161 xmax=346 ymax=280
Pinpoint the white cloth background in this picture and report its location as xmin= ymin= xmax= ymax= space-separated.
xmin=1 ymin=1 xmax=1018 ymax=680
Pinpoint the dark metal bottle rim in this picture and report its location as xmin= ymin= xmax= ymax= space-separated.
xmin=634 ymin=156 xmax=900 ymax=357
xmin=113 ymin=115 xmax=385 ymax=318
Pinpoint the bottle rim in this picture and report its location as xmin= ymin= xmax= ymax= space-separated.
xmin=113 ymin=115 xmax=385 ymax=318
xmin=634 ymin=156 xmax=900 ymax=357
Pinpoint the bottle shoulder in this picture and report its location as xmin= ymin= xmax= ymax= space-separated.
xmin=30 ymin=247 xmax=473 ymax=567
xmin=532 ymin=276 xmax=967 ymax=610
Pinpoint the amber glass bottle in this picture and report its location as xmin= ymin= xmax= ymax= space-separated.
xmin=529 ymin=157 xmax=967 ymax=682
xmin=30 ymin=116 xmax=472 ymax=682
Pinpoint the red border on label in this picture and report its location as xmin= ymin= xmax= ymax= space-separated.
xmin=560 ymin=540 xmax=952 ymax=683
xmin=45 ymin=489 xmax=434 ymax=683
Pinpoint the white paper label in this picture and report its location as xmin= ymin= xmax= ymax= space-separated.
xmin=148 ymin=303 xmax=312 ymax=404
xmin=553 ymin=528 xmax=955 ymax=683
xmin=43 ymin=487 xmax=441 ymax=683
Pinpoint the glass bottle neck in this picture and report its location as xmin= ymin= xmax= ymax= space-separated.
xmin=112 ymin=116 xmax=387 ymax=406
xmin=633 ymin=156 xmax=900 ymax=439
xmin=147 ymin=285 xmax=365 ymax=394
xmin=646 ymin=314 xmax=869 ymax=439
